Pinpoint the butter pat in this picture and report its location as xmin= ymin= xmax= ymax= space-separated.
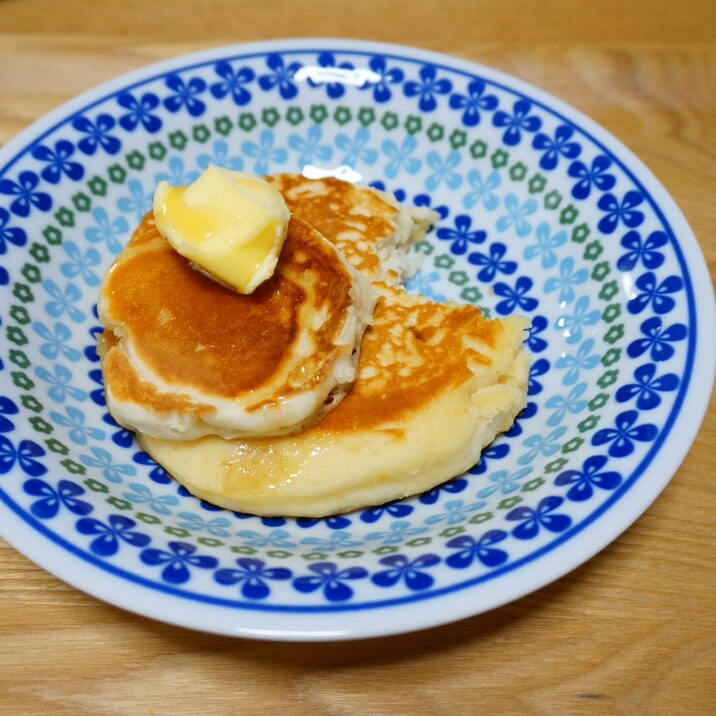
xmin=153 ymin=166 xmax=290 ymax=293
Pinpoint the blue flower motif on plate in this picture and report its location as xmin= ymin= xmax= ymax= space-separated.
xmin=425 ymin=149 xmax=462 ymax=191
xmin=403 ymin=64 xmax=452 ymax=112
xmin=306 ymin=52 xmax=355 ymax=99
xmin=555 ymin=296 xmax=601 ymax=344
xmin=132 ymin=451 xmax=172 ymax=484
xmin=359 ymin=501 xmax=414 ymax=524
xmin=627 ymin=316 xmax=688 ymax=362
xmin=372 ymin=553 xmax=441 ymax=591
xmin=335 ymin=127 xmax=378 ymax=167
xmin=140 ymin=541 xmax=218 ymax=584
xmin=177 ymin=512 xmax=232 ymax=537
xmin=544 ymin=383 xmax=588 ymax=427
xmin=33 ymin=321 xmax=82 ymax=361
xmin=23 ymin=478 xmax=91 ymax=517
xmin=617 ymin=229 xmax=667 ymax=272
xmin=518 ymin=426 xmax=567 ymax=465
xmin=0 ymin=207 xmax=26 ymax=254
xmin=210 ymin=61 xmax=255 ymax=106
xmin=492 ymin=99 xmax=542 ymax=146
xmin=243 ymin=130 xmax=289 ymax=175
xmin=163 ymin=74 xmax=208 ymax=117
xmin=154 ymin=157 xmax=200 ymax=186
xmin=60 ymin=241 xmax=102 ymax=287
xmin=42 ymin=279 xmax=86 ymax=324
xmin=0 ymin=397 xmax=18 ymax=433
xmin=532 ymin=124 xmax=581 ymax=171
xmin=84 ymin=207 xmax=130 ymax=255
xmin=493 ymin=276 xmax=539 ymax=315
xmin=615 ymin=363 xmax=679 ymax=410
xmin=505 ymin=496 xmax=572 ymax=540
xmin=597 ymin=190 xmax=645 ymax=234
xmin=361 ymin=56 xmax=404 ymax=103
xmin=592 ymin=410 xmax=658 ymax=458
xmin=405 ymin=270 xmax=446 ymax=302
xmin=116 ymin=178 xmax=153 ymax=223
xmin=365 ymin=520 xmax=429 ymax=545
xmin=292 ymin=563 xmax=368 ymax=602
xmin=124 ymin=482 xmax=179 ymax=515
xmin=0 ymin=171 xmax=52 ymax=217
xmin=567 ymin=155 xmax=616 ymax=200
xmin=79 ymin=447 xmax=136 ymax=484
xmin=31 ymin=140 xmax=84 ymax=184
xmin=554 ymin=338 xmax=600 ymax=385
xmin=476 ymin=467 xmax=532 ymax=499
xmin=523 ymin=222 xmax=568 ymax=269
xmin=446 ymin=530 xmax=509 ymax=569
xmin=468 ymin=443 xmax=510 ymax=476
xmin=555 ymin=456 xmax=623 ymax=502
xmin=76 ymin=514 xmax=150 ymax=556
xmin=627 ymin=272 xmax=683 ymax=316
xmin=381 ymin=135 xmax=421 ymax=179
xmin=525 ymin=315 xmax=549 ymax=353
xmin=417 ymin=477 xmax=469 ymax=505
xmin=215 ymin=558 xmax=292 ymax=600
xmin=197 ymin=139 xmax=244 ymax=171
xmin=49 ymin=406 xmax=105 ymax=446
xmin=300 ymin=530 xmax=362 ymax=552
xmin=258 ymin=54 xmax=301 ymax=100
xmin=496 ymin=193 xmax=538 ymax=237
xmin=235 ymin=528 xmax=296 ymax=549
xmin=468 ymin=242 xmax=517 ymax=282
xmin=544 ymin=257 xmax=589 ymax=304
xmin=438 ymin=214 xmax=485 ymax=255
xmin=117 ymin=92 xmax=162 ymax=134
xmin=449 ymin=78 xmax=498 ymax=127
xmin=71 ymin=113 xmax=121 ymax=155
xmin=288 ymin=125 xmax=332 ymax=168
xmin=424 ymin=499 xmax=487 ymax=526
xmin=463 ymin=168 xmax=501 ymax=211
xmin=527 ymin=357 xmax=550 ymax=396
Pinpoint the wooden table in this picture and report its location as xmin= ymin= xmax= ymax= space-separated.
xmin=1 ymin=1 xmax=714 ymax=713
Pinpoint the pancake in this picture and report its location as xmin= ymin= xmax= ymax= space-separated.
xmin=138 ymin=287 xmax=530 ymax=516
xmin=266 ymin=174 xmax=437 ymax=284
xmin=137 ymin=175 xmax=531 ymax=517
xmin=98 ymin=212 xmax=376 ymax=440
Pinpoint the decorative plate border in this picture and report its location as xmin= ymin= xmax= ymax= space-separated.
xmin=0 ymin=39 xmax=713 ymax=640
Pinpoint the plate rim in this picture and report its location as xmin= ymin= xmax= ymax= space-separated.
xmin=0 ymin=37 xmax=714 ymax=641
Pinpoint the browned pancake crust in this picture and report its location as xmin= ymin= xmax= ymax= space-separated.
xmin=260 ymin=176 xmax=499 ymax=432
xmin=100 ymin=212 xmax=356 ymax=415
xmin=318 ymin=287 xmax=497 ymax=434
xmin=267 ymin=174 xmax=399 ymax=279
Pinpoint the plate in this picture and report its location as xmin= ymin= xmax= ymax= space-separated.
xmin=0 ymin=39 xmax=713 ymax=641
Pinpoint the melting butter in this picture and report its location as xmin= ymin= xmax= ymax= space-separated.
xmin=153 ymin=166 xmax=290 ymax=293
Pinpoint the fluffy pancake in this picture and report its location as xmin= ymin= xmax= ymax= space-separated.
xmin=98 ymin=212 xmax=376 ymax=440
xmin=138 ymin=287 xmax=530 ymax=516
xmin=137 ymin=175 xmax=531 ymax=517
xmin=266 ymin=174 xmax=437 ymax=284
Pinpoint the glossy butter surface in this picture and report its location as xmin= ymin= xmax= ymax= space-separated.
xmin=154 ymin=166 xmax=290 ymax=293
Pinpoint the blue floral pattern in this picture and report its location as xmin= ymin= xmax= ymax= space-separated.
xmin=0 ymin=44 xmax=709 ymax=636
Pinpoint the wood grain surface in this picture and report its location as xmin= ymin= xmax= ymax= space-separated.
xmin=1 ymin=1 xmax=715 ymax=713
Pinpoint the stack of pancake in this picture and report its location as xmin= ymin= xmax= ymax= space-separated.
xmin=98 ymin=174 xmax=530 ymax=517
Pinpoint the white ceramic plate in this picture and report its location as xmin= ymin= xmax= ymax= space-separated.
xmin=0 ymin=39 xmax=713 ymax=641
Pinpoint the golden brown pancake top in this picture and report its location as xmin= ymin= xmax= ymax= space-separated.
xmin=254 ymin=176 xmax=501 ymax=434
xmin=315 ymin=287 xmax=499 ymax=434
xmin=267 ymin=174 xmax=399 ymax=279
xmin=100 ymin=212 xmax=356 ymax=412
